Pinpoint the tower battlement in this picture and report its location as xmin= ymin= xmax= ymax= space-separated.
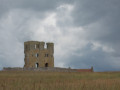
xmin=24 ymin=41 xmax=54 ymax=68
xmin=24 ymin=41 xmax=54 ymax=52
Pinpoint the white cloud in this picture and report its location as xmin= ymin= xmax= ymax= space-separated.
xmin=0 ymin=0 xmax=120 ymax=71
xmin=92 ymin=42 xmax=115 ymax=53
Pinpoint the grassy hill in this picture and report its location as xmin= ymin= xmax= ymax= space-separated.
xmin=0 ymin=71 xmax=120 ymax=90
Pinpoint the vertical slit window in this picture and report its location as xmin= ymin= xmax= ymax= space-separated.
xmin=36 ymin=53 xmax=39 ymax=57
xmin=35 ymin=44 xmax=37 ymax=49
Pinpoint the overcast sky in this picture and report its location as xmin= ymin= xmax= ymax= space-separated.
xmin=0 ymin=0 xmax=120 ymax=71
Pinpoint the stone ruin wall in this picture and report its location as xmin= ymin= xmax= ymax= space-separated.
xmin=24 ymin=41 xmax=54 ymax=68
xmin=3 ymin=67 xmax=93 ymax=72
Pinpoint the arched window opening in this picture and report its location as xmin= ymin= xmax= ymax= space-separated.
xmin=45 ymin=63 xmax=48 ymax=67
xmin=35 ymin=63 xmax=39 ymax=68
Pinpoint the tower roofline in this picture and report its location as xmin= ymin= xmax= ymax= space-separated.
xmin=46 ymin=42 xmax=54 ymax=44
xmin=24 ymin=41 xmax=45 ymax=43
xmin=24 ymin=41 xmax=54 ymax=44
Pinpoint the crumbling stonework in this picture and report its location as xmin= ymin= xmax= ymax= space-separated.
xmin=3 ymin=67 xmax=94 ymax=72
xmin=24 ymin=41 xmax=54 ymax=68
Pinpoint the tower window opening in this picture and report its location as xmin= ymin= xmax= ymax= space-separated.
xmin=45 ymin=54 xmax=49 ymax=57
xmin=37 ymin=44 xmax=39 ymax=48
xmin=35 ymin=63 xmax=39 ymax=68
xmin=36 ymin=53 xmax=39 ymax=57
xmin=35 ymin=44 xmax=37 ymax=49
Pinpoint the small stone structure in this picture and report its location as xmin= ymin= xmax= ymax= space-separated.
xmin=77 ymin=66 xmax=94 ymax=72
xmin=24 ymin=41 xmax=54 ymax=68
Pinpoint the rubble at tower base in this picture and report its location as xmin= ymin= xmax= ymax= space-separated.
xmin=3 ymin=67 xmax=94 ymax=72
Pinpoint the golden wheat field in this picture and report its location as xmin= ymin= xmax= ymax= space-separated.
xmin=0 ymin=71 xmax=120 ymax=90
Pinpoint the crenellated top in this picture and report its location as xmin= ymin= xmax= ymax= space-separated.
xmin=24 ymin=41 xmax=54 ymax=53
xmin=46 ymin=42 xmax=54 ymax=54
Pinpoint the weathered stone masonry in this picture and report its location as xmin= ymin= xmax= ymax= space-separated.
xmin=24 ymin=41 xmax=54 ymax=68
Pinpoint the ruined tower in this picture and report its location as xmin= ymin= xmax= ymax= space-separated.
xmin=24 ymin=41 xmax=54 ymax=68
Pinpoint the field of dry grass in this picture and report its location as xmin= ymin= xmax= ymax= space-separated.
xmin=0 ymin=71 xmax=120 ymax=90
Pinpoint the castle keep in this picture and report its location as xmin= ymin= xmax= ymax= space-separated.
xmin=24 ymin=41 xmax=54 ymax=68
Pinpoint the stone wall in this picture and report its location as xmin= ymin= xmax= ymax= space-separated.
xmin=3 ymin=67 xmax=93 ymax=72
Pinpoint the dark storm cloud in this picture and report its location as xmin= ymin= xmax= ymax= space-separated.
xmin=0 ymin=0 xmax=120 ymax=71
xmin=0 ymin=0 xmax=73 ymax=15
xmin=72 ymin=0 xmax=120 ymax=50
xmin=60 ymin=0 xmax=120 ymax=71
xmin=72 ymin=0 xmax=120 ymax=26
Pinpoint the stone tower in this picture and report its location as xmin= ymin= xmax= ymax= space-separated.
xmin=24 ymin=41 xmax=54 ymax=68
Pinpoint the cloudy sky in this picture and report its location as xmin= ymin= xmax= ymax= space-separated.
xmin=0 ymin=0 xmax=120 ymax=71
